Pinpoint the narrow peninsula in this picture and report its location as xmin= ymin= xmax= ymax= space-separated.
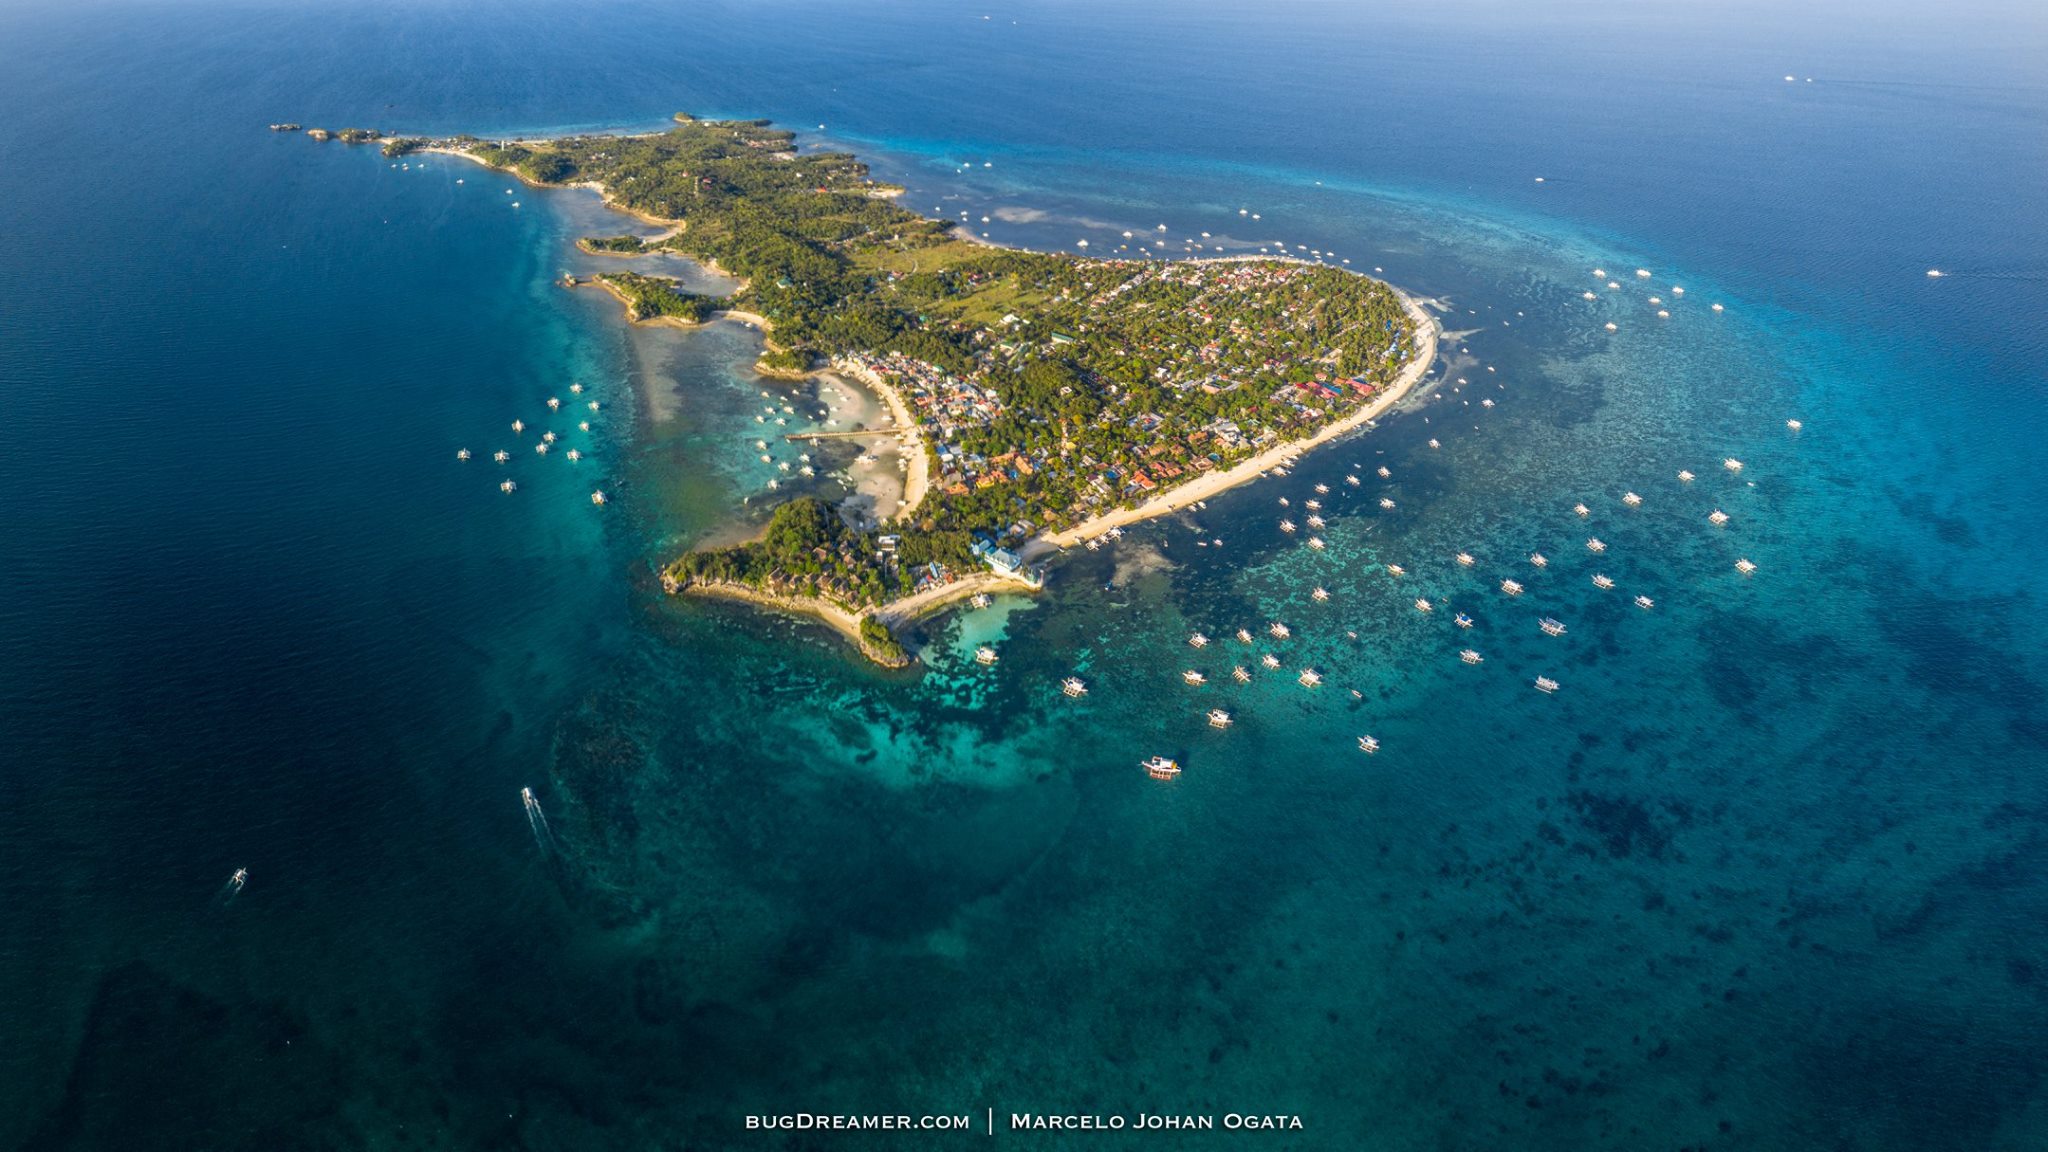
xmin=371 ymin=115 xmax=1437 ymax=664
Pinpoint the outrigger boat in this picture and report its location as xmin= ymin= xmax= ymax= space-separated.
xmin=1143 ymin=755 xmax=1182 ymax=780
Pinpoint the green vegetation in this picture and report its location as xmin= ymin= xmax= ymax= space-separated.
xmin=757 ymin=347 xmax=812 ymax=375
xmin=580 ymin=235 xmax=648 ymax=254
xmin=858 ymin=617 xmax=907 ymax=665
xmin=598 ymin=272 xmax=717 ymax=323
xmin=381 ymin=137 xmax=427 ymax=158
xmin=402 ymin=116 xmax=1420 ymax=636
xmin=671 ymin=497 xmax=894 ymax=605
xmin=335 ymin=128 xmax=383 ymax=145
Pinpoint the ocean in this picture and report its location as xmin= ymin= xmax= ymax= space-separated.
xmin=1 ymin=0 xmax=2044 ymax=1147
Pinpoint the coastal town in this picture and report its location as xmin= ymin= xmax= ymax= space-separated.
xmin=364 ymin=116 xmax=1428 ymax=659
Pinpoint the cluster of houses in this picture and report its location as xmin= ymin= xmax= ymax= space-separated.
xmin=839 ymin=259 xmax=1404 ymax=535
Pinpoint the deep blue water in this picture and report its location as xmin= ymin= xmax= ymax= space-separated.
xmin=2 ymin=0 xmax=2045 ymax=1147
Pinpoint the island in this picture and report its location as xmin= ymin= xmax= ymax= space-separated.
xmin=359 ymin=114 xmax=1436 ymax=665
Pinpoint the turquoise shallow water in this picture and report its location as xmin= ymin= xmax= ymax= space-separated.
xmin=0 ymin=0 xmax=2044 ymax=1148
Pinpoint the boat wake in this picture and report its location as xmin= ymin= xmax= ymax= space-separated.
xmin=522 ymin=786 xmax=555 ymax=853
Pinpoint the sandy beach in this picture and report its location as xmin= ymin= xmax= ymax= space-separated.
xmin=830 ymin=358 xmax=930 ymax=522
xmin=682 ymin=567 xmax=1033 ymax=665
